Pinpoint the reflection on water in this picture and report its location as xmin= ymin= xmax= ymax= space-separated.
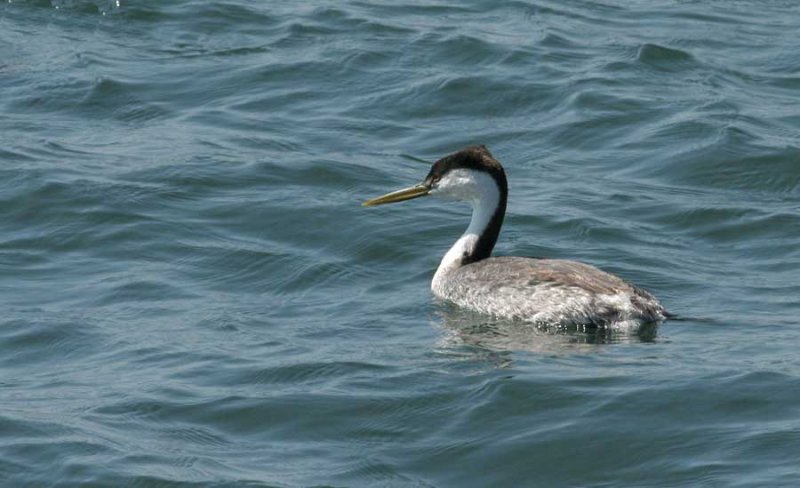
xmin=433 ymin=305 xmax=659 ymax=355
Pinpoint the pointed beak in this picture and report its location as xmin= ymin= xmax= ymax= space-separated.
xmin=362 ymin=184 xmax=430 ymax=207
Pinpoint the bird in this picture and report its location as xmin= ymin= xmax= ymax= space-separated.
xmin=363 ymin=145 xmax=668 ymax=329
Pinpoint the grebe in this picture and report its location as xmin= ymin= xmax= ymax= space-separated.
xmin=363 ymin=145 xmax=668 ymax=329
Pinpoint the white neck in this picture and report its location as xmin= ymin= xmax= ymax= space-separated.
xmin=431 ymin=170 xmax=500 ymax=295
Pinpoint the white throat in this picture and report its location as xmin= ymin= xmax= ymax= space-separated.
xmin=431 ymin=169 xmax=501 ymax=295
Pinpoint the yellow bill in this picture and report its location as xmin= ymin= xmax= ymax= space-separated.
xmin=362 ymin=184 xmax=430 ymax=207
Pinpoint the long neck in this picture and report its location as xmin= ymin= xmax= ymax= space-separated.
xmin=433 ymin=174 xmax=507 ymax=286
xmin=461 ymin=189 xmax=506 ymax=265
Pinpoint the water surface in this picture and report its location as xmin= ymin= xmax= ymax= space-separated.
xmin=1 ymin=1 xmax=799 ymax=486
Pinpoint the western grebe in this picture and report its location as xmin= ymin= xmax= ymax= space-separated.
xmin=363 ymin=145 xmax=668 ymax=329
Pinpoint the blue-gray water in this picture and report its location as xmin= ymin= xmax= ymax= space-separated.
xmin=2 ymin=1 xmax=800 ymax=486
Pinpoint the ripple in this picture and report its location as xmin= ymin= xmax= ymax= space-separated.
xmin=636 ymin=43 xmax=697 ymax=71
xmin=0 ymin=317 xmax=103 ymax=368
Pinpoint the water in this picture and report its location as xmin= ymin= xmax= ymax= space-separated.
xmin=2 ymin=1 xmax=799 ymax=486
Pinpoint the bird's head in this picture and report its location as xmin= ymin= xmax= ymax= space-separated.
xmin=363 ymin=145 xmax=507 ymax=207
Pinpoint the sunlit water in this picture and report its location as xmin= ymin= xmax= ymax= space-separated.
xmin=2 ymin=1 xmax=799 ymax=486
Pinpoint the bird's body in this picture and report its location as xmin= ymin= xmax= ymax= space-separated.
xmin=364 ymin=145 xmax=668 ymax=329
xmin=433 ymin=257 xmax=665 ymax=328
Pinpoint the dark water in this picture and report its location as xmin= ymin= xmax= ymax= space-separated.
xmin=2 ymin=1 xmax=800 ymax=486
